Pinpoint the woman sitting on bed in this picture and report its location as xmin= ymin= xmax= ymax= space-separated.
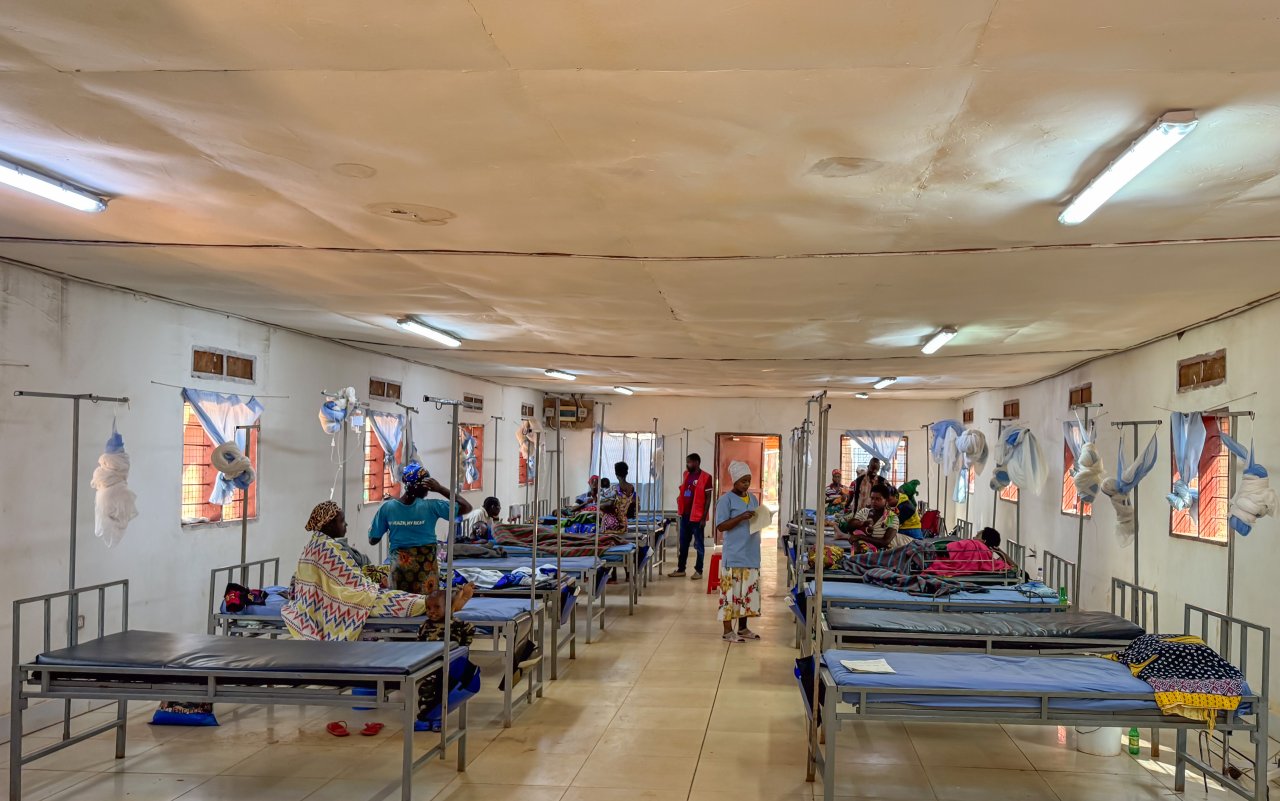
xmin=842 ymin=485 xmax=914 ymax=550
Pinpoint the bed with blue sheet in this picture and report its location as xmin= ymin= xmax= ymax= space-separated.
xmin=800 ymin=605 xmax=1269 ymax=801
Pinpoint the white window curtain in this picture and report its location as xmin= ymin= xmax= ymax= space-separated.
xmin=990 ymin=425 xmax=1048 ymax=496
xmin=844 ymin=430 xmax=903 ymax=464
xmin=1167 ymin=412 xmax=1207 ymax=512
xmin=182 ymin=388 xmax=264 ymax=505
xmin=367 ymin=410 xmax=405 ymax=483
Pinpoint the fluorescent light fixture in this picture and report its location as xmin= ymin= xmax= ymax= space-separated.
xmin=921 ymin=327 xmax=958 ymax=355
xmin=613 ymin=386 xmax=634 ymax=395
xmin=0 ymin=157 xmax=106 ymax=213
xmin=854 ymin=392 xmax=870 ymax=399
xmin=544 ymin=369 xmax=576 ymax=381
xmin=397 ymin=317 xmax=462 ymax=348
xmin=1058 ymin=111 xmax=1199 ymax=226
xmin=873 ymin=377 xmax=897 ymax=390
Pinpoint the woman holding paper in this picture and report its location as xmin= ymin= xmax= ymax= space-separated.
xmin=714 ymin=460 xmax=769 ymax=643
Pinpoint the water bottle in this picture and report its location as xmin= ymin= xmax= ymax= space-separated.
xmin=1128 ymin=727 xmax=1140 ymax=756
xmin=1036 ymin=567 xmax=1044 ymax=585
xmin=1058 ymin=585 xmax=1068 ymax=605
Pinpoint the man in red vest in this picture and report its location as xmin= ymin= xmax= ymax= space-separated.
xmin=671 ymin=453 xmax=713 ymax=579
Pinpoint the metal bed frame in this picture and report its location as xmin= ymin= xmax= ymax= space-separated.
xmin=207 ymin=559 xmax=545 ymax=727
xmin=806 ymin=604 xmax=1270 ymax=801
xmin=818 ymin=576 xmax=1156 ymax=654
xmin=10 ymin=580 xmax=467 ymax=801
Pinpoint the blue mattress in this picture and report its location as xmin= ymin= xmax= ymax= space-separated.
xmin=221 ymin=596 xmax=535 ymax=624
xmin=451 ymin=556 xmax=601 ymax=573
xmin=806 ymin=581 xmax=1059 ymax=608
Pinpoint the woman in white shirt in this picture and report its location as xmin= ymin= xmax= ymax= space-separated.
xmin=714 ymin=461 xmax=763 ymax=643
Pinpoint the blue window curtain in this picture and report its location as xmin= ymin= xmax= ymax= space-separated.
xmin=1167 ymin=412 xmax=1207 ymax=512
xmin=182 ymin=388 xmax=264 ymax=505
xmin=367 ymin=410 xmax=405 ymax=482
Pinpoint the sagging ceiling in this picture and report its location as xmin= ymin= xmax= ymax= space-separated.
xmin=1 ymin=1 xmax=1279 ymax=398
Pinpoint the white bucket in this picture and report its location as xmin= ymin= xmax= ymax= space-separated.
xmin=1075 ymin=726 xmax=1122 ymax=757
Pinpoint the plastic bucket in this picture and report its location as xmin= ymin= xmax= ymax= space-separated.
xmin=1075 ymin=726 xmax=1122 ymax=757
xmin=351 ymin=687 xmax=376 ymax=711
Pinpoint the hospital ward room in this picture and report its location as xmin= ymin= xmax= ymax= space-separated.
xmin=3 ymin=4 xmax=1280 ymax=801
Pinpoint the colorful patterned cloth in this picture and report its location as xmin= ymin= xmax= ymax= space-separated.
xmin=843 ymin=541 xmax=929 ymax=576
xmin=392 ymin=544 xmax=439 ymax=595
xmin=282 ymin=533 xmax=426 ymax=641
xmin=495 ymin=524 xmax=627 ymax=556
xmin=860 ymin=568 xmax=984 ymax=598
xmin=1106 ymin=634 xmax=1245 ymax=727
xmin=717 ymin=567 xmax=761 ymax=621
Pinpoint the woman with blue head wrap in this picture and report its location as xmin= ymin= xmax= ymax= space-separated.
xmin=369 ymin=463 xmax=473 ymax=594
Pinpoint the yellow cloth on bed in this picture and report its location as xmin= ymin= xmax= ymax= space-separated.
xmin=281 ymin=533 xmax=426 ymax=641
xmin=1105 ymin=635 xmax=1243 ymax=730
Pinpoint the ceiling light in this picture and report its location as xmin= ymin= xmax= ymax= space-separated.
xmin=613 ymin=386 xmax=634 ymax=396
xmin=1058 ymin=111 xmax=1199 ymax=226
xmin=873 ymin=377 xmax=897 ymax=390
xmin=545 ymin=369 xmax=576 ymax=381
xmin=0 ymin=157 xmax=106 ymax=213
xmin=396 ymin=317 xmax=461 ymax=348
xmin=854 ymin=392 xmax=870 ymax=400
xmin=921 ymin=327 xmax=958 ymax=355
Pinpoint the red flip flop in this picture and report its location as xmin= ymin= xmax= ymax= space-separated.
xmin=326 ymin=721 xmax=350 ymax=738
xmin=360 ymin=723 xmax=385 ymax=737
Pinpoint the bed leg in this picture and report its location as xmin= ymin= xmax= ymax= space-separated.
xmin=536 ymin=610 xmax=545 ymax=698
xmin=503 ymin=629 xmax=514 ymax=728
xmin=821 ymin=690 xmax=837 ymax=801
xmin=1174 ymin=728 xmax=1188 ymax=792
xmin=114 ymin=700 xmax=127 ymax=759
xmin=402 ymin=682 xmax=416 ymax=801
xmin=456 ymin=698 xmax=467 ymax=772
xmin=1254 ymin=705 xmax=1269 ymax=801
xmin=10 ymin=684 xmax=23 ymax=801
xmin=1151 ymin=728 xmax=1160 ymax=758
xmin=569 ymin=604 xmax=577 ymax=661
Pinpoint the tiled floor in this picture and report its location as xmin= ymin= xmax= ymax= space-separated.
xmin=9 ymin=539 xmax=1263 ymax=800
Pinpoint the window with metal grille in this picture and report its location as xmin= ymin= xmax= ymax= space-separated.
xmin=1171 ymin=414 xmax=1230 ymax=544
xmin=1061 ymin=442 xmax=1093 ymax=517
xmin=364 ymin=431 xmax=401 ymax=503
xmin=1003 ymin=399 xmax=1020 ymax=419
xmin=1177 ymin=350 xmax=1226 ymax=393
xmin=962 ymin=408 xmax=974 ymax=424
xmin=839 ymin=436 xmax=908 ymax=487
xmin=1000 ymin=484 xmax=1019 ymax=504
xmin=1069 ymin=384 xmax=1093 ymax=407
xmin=521 ymin=403 xmax=535 ymax=419
xmin=192 ymin=347 xmax=255 ymax=384
xmin=181 ymin=402 xmax=258 ymax=525
xmin=462 ymin=393 xmax=484 ymax=412
xmin=369 ymin=378 xmax=402 ymax=401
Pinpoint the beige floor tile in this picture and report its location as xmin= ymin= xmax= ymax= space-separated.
xmin=562 ymin=788 xmax=687 ymax=801
xmin=1041 ymin=770 xmax=1170 ymax=801
xmin=827 ymin=722 xmax=921 ymax=766
xmin=635 ymin=670 xmax=722 ymax=690
xmin=706 ymin=703 xmax=808 ymax=734
xmin=165 ymin=775 xmax=325 ymax=801
xmin=609 ymin=705 xmax=711 ymax=731
xmin=571 ymin=751 xmax=697 ymax=791
xmin=492 ymin=723 xmax=608 ymax=755
xmin=592 ymin=726 xmax=704 ymax=759
xmin=925 ymin=766 xmax=1055 ymax=801
xmin=624 ymin=687 xmax=716 ymax=708
xmin=220 ymin=744 xmax=356 ymax=779
xmin=301 ymin=776 xmax=458 ymax=801
xmin=22 ymin=735 xmax=160 ymax=773
xmin=1013 ymin=737 xmax=1154 ymax=776
xmin=906 ymin=723 xmax=1033 ymax=770
xmin=0 ymin=769 xmax=97 ymax=801
xmin=41 ymin=773 xmax=207 ymax=801
xmin=430 ymin=781 xmax=568 ymax=801
xmin=692 ymin=756 xmax=819 ymax=800
xmin=698 ymin=730 xmax=809 ymax=766
xmin=110 ymin=741 xmax=263 ymax=775
xmin=458 ymin=748 xmax=587 ymax=786
xmin=814 ymin=760 xmax=938 ymax=800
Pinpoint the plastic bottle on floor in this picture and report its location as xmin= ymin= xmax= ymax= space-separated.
xmin=1128 ymin=727 xmax=1141 ymax=756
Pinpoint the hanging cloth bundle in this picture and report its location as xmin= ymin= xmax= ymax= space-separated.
xmin=1063 ymin=417 xmax=1106 ymax=504
xmin=989 ymin=425 xmax=1048 ymax=495
xmin=1167 ymin=412 xmax=1207 ymax=512
xmin=1218 ymin=434 xmax=1277 ymax=536
xmin=953 ymin=429 xmax=988 ymax=504
xmin=183 ymin=388 xmax=264 ymax=504
xmin=929 ymin=420 xmax=965 ymax=480
xmin=90 ymin=420 xmax=138 ymax=548
xmin=318 ymin=387 xmax=357 ymax=435
xmin=1100 ymin=430 xmax=1160 ymax=545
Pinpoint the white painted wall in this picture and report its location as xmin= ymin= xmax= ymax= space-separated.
xmin=558 ymin=396 xmax=956 ymax=517
xmin=0 ymin=263 xmax=541 ymax=718
xmin=954 ymin=296 xmax=1280 ymax=721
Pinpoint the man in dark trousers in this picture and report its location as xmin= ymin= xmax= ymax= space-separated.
xmin=670 ymin=452 xmax=713 ymax=580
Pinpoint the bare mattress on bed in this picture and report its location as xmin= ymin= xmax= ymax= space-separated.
xmin=826 ymin=609 xmax=1143 ymax=640
xmin=33 ymin=630 xmax=447 ymax=676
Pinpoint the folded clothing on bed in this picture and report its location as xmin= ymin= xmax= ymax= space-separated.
xmin=1106 ymin=634 xmax=1246 ymax=727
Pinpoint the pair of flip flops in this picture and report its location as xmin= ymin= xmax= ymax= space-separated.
xmin=326 ymin=721 xmax=384 ymax=737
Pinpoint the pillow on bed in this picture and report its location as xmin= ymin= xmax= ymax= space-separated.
xmin=149 ymin=701 xmax=218 ymax=727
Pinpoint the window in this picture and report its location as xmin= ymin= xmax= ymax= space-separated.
xmin=369 ymin=378 xmax=402 ymax=402
xmin=1061 ymin=442 xmax=1093 ymax=517
xmin=962 ymin=408 xmax=974 ymax=424
xmin=521 ymin=403 xmax=535 ymax=419
xmin=1178 ymin=350 xmax=1227 ymax=393
xmin=192 ymin=347 xmax=256 ymax=384
xmin=1069 ymin=383 xmax=1093 ymax=407
xmin=840 ymin=436 xmax=909 ymax=487
xmin=459 ymin=423 xmax=484 ymax=492
xmin=1171 ymin=415 xmax=1230 ymax=544
xmin=181 ymin=402 xmax=258 ymax=524
xmin=462 ymin=393 xmax=484 ymax=412
xmin=1003 ymin=399 xmax=1020 ymax=419
xmin=518 ymin=449 xmax=532 ymax=486
xmin=1000 ymin=484 xmax=1019 ymax=503
xmin=364 ymin=431 xmax=401 ymax=503
xmin=590 ymin=432 xmax=657 ymax=501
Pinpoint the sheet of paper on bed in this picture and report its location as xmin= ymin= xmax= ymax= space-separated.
xmin=840 ymin=658 xmax=896 ymax=674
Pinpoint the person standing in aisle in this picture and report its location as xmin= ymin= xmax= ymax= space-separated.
xmin=715 ymin=461 xmax=763 ymax=643
xmin=369 ymin=463 xmax=472 ymax=594
xmin=670 ymin=452 xmax=713 ymax=580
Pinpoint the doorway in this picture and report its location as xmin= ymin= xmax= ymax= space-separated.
xmin=714 ymin=433 xmax=782 ymax=537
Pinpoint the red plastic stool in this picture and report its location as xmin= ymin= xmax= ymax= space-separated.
xmin=705 ymin=552 xmax=722 ymax=594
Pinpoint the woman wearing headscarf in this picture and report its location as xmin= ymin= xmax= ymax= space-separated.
xmin=824 ymin=469 xmax=847 ymax=514
xmin=599 ymin=461 xmax=637 ymax=535
xmin=369 ymin=463 xmax=472 ymax=594
xmin=715 ymin=461 xmax=763 ymax=643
